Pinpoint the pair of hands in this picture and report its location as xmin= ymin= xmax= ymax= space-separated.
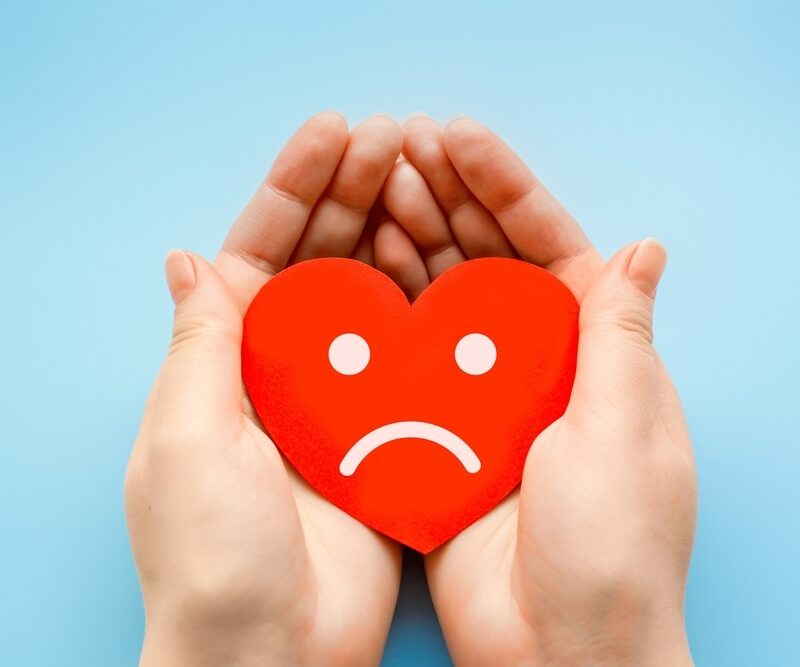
xmin=125 ymin=112 xmax=697 ymax=666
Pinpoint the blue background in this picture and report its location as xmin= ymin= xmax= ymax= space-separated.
xmin=1 ymin=2 xmax=798 ymax=665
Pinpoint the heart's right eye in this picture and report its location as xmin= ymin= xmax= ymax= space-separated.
xmin=328 ymin=333 xmax=370 ymax=375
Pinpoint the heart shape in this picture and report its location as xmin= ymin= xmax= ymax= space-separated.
xmin=242 ymin=257 xmax=578 ymax=553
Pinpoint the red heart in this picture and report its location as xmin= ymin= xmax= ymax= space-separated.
xmin=242 ymin=258 xmax=578 ymax=553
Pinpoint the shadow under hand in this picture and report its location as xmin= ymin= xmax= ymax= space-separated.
xmin=381 ymin=549 xmax=453 ymax=666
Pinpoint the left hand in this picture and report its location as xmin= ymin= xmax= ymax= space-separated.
xmin=375 ymin=116 xmax=697 ymax=666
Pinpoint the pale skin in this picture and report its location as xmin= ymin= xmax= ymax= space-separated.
xmin=125 ymin=112 xmax=697 ymax=666
xmin=378 ymin=116 xmax=697 ymax=666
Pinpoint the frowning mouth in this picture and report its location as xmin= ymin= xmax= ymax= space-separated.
xmin=338 ymin=421 xmax=481 ymax=476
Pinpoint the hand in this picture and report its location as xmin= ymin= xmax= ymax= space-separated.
xmin=125 ymin=112 xmax=404 ymax=667
xmin=375 ymin=116 xmax=697 ymax=666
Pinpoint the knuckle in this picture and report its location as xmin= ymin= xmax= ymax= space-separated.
xmin=583 ymin=298 xmax=654 ymax=345
xmin=169 ymin=313 xmax=237 ymax=358
xmin=615 ymin=312 xmax=654 ymax=344
xmin=327 ymin=185 xmax=370 ymax=214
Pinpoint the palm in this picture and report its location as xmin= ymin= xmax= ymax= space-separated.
xmin=207 ymin=111 xmax=405 ymax=663
xmin=234 ymin=413 xmax=399 ymax=661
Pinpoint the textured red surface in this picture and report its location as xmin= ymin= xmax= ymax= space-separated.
xmin=242 ymin=258 xmax=578 ymax=553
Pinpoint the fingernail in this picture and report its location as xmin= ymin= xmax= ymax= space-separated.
xmin=627 ymin=237 xmax=667 ymax=298
xmin=164 ymin=249 xmax=196 ymax=304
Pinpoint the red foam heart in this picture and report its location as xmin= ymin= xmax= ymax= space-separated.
xmin=242 ymin=258 xmax=578 ymax=553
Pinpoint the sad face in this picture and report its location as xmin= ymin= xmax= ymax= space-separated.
xmin=242 ymin=257 xmax=578 ymax=553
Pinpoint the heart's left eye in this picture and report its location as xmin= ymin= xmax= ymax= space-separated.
xmin=455 ymin=333 xmax=496 ymax=375
xmin=328 ymin=333 xmax=370 ymax=375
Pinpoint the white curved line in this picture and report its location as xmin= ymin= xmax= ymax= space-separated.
xmin=339 ymin=421 xmax=481 ymax=476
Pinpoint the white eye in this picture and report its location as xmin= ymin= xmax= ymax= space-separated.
xmin=328 ymin=333 xmax=370 ymax=375
xmin=455 ymin=333 xmax=496 ymax=375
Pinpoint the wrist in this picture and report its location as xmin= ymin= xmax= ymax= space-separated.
xmin=637 ymin=618 xmax=693 ymax=667
xmin=140 ymin=607 xmax=301 ymax=667
xmin=535 ymin=615 xmax=692 ymax=667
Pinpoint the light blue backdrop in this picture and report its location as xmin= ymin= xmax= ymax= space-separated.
xmin=1 ymin=2 xmax=798 ymax=665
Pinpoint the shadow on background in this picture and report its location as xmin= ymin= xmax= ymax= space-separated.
xmin=382 ymin=550 xmax=453 ymax=666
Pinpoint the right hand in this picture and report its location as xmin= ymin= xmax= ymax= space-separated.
xmin=125 ymin=112 xmax=404 ymax=667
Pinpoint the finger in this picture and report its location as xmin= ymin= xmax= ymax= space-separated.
xmin=351 ymin=225 xmax=375 ymax=265
xmin=215 ymin=111 xmax=349 ymax=313
xmin=383 ymin=160 xmax=466 ymax=279
xmin=442 ymin=117 xmax=603 ymax=298
xmin=291 ymin=115 xmax=403 ymax=263
xmin=567 ymin=238 xmax=667 ymax=433
xmin=402 ymin=115 xmax=515 ymax=259
xmin=350 ymin=202 xmax=385 ymax=266
xmin=374 ymin=218 xmax=430 ymax=301
xmin=146 ymin=250 xmax=243 ymax=444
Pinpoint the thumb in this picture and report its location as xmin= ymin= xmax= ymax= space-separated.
xmin=151 ymin=249 xmax=244 ymax=430
xmin=567 ymin=238 xmax=668 ymax=429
